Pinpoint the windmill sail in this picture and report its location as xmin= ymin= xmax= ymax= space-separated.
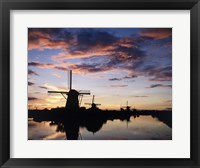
xmin=78 ymin=90 xmax=91 ymax=95
xmin=48 ymin=70 xmax=90 ymax=111
xmin=69 ymin=70 xmax=72 ymax=90
xmin=48 ymin=91 xmax=68 ymax=94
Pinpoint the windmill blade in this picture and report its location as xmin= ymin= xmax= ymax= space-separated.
xmin=79 ymin=92 xmax=91 ymax=95
xmin=79 ymin=95 xmax=83 ymax=106
xmin=48 ymin=91 xmax=68 ymax=94
xmin=92 ymin=95 xmax=95 ymax=104
xmin=78 ymin=90 xmax=90 ymax=95
xmin=68 ymin=70 xmax=72 ymax=90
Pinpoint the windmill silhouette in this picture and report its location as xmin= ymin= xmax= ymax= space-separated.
xmin=48 ymin=70 xmax=90 ymax=113
xmin=85 ymin=95 xmax=101 ymax=109
xmin=121 ymin=101 xmax=131 ymax=111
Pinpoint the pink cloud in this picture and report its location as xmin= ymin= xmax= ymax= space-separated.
xmin=140 ymin=28 xmax=172 ymax=40
xmin=28 ymin=61 xmax=75 ymax=72
xmin=51 ymin=50 xmax=111 ymax=62
xmin=28 ymin=31 xmax=70 ymax=51
xmin=118 ymin=38 xmax=138 ymax=48
xmin=52 ymin=73 xmax=62 ymax=78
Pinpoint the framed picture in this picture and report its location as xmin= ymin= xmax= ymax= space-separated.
xmin=0 ymin=0 xmax=200 ymax=167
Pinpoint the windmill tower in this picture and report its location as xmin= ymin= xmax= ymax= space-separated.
xmin=48 ymin=70 xmax=90 ymax=113
xmin=85 ymin=95 xmax=101 ymax=109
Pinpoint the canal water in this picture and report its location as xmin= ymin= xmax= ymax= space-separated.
xmin=28 ymin=115 xmax=172 ymax=140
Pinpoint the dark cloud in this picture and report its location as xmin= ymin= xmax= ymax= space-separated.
xmin=28 ymin=28 xmax=172 ymax=83
xmin=71 ymin=43 xmax=146 ymax=75
xmin=148 ymin=66 xmax=172 ymax=82
xmin=146 ymin=84 xmax=172 ymax=88
xmin=28 ymin=69 xmax=39 ymax=76
xmin=28 ymin=82 xmax=34 ymax=86
xmin=109 ymin=74 xmax=137 ymax=82
xmin=109 ymin=78 xmax=122 ymax=81
xmin=28 ymin=28 xmax=74 ymax=50
xmin=72 ymin=63 xmax=111 ymax=73
xmin=123 ymin=74 xmax=138 ymax=79
xmin=39 ymin=86 xmax=48 ymax=89
xmin=103 ymin=46 xmax=146 ymax=71
xmin=111 ymin=45 xmax=146 ymax=60
xmin=28 ymin=61 xmax=54 ymax=68
xmin=28 ymin=61 xmax=69 ymax=72
xmin=134 ymin=65 xmax=172 ymax=82
xmin=110 ymin=85 xmax=128 ymax=88
xmin=54 ymin=66 xmax=69 ymax=71
xmin=66 ymin=29 xmax=118 ymax=58
xmin=70 ymin=48 xmax=171 ymax=82
xmin=28 ymin=97 xmax=39 ymax=101
xmin=28 ymin=62 xmax=40 ymax=66
xmin=77 ymin=29 xmax=118 ymax=48
xmin=33 ymin=28 xmax=73 ymax=40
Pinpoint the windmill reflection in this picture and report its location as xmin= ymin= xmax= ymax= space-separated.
xmin=39 ymin=108 xmax=172 ymax=140
xmin=63 ymin=114 xmax=80 ymax=140
xmin=48 ymin=112 xmax=105 ymax=140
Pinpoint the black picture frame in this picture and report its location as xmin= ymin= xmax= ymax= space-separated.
xmin=0 ymin=0 xmax=200 ymax=167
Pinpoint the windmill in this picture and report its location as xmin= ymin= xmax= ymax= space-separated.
xmin=121 ymin=101 xmax=131 ymax=111
xmin=48 ymin=70 xmax=90 ymax=112
xmin=85 ymin=95 xmax=101 ymax=109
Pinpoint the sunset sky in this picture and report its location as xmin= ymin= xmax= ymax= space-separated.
xmin=28 ymin=28 xmax=172 ymax=110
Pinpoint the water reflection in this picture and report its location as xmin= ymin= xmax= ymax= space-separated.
xmin=28 ymin=112 xmax=172 ymax=140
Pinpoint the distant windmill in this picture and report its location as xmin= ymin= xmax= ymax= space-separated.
xmin=121 ymin=101 xmax=131 ymax=111
xmin=85 ymin=95 xmax=101 ymax=109
xmin=48 ymin=70 xmax=90 ymax=112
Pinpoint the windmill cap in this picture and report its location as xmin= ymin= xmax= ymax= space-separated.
xmin=67 ymin=89 xmax=79 ymax=96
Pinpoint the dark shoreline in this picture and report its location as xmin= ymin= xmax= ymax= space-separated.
xmin=28 ymin=107 xmax=172 ymax=129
